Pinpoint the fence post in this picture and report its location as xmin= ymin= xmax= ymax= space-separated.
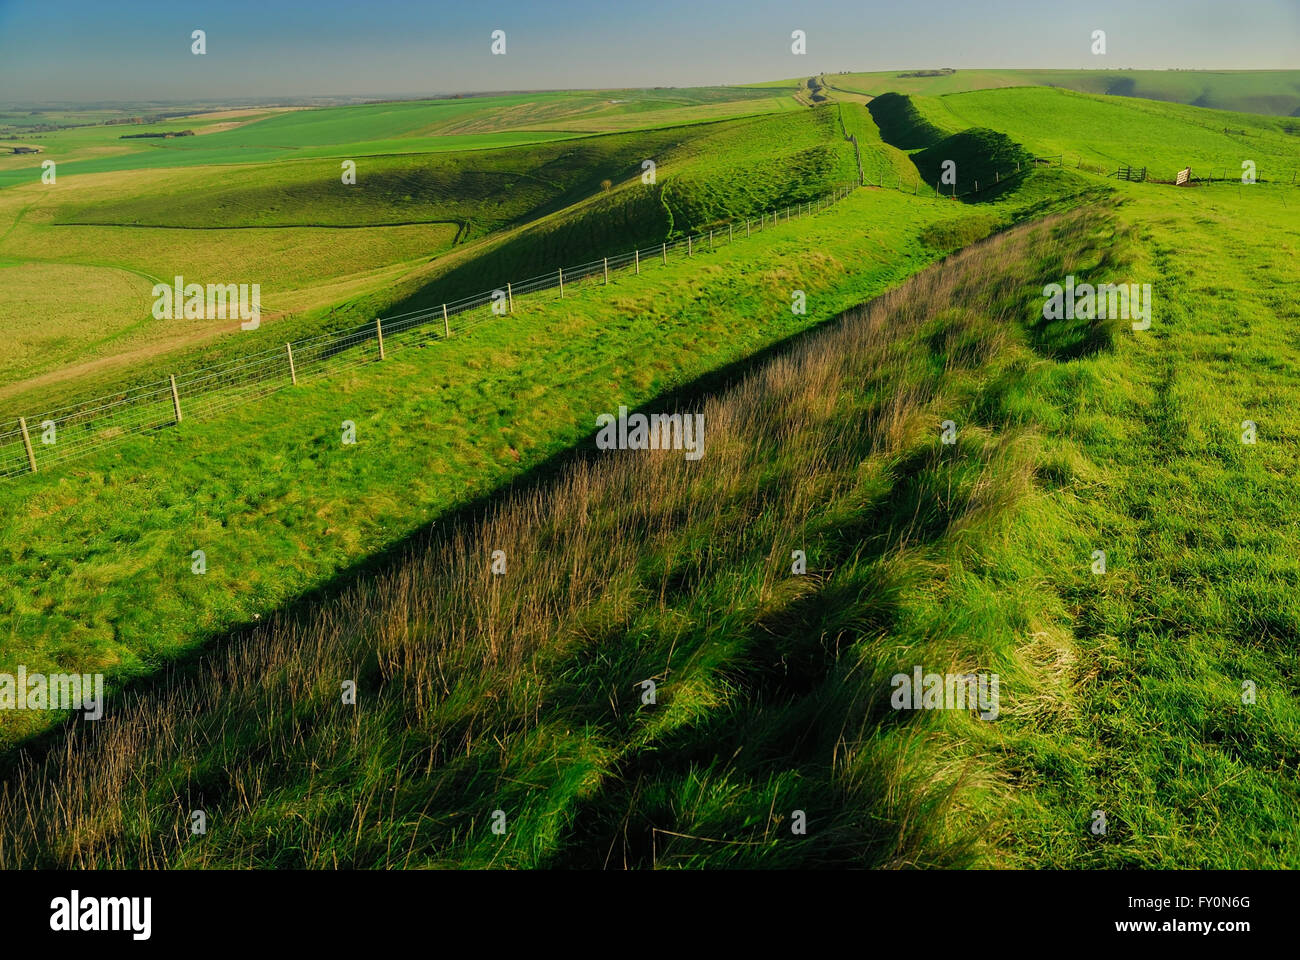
xmin=507 ymin=282 xmax=514 ymax=313
xmin=17 ymin=417 xmax=36 ymax=474
xmin=729 ymin=223 xmax=733 ymax=243
xmin=169 ymin=374 xmax=183 ymax=424
xmin=603 ymin=258 xmax=609 ymax=284
xmin=443 ymin=303 xmax=450 ymax=336
xmin=558 ymin=269 xmax=564 ymax=298
xmin=662 ymin=242 xmax=667 ymax=265
xmin=688 ymin=236 xmax=692 ymax=257
xmin=286 ymin=342 xmax=297 ymax=385
xmin=635 ymin=249 xmax=640 ymax=275
xmin=376 ymin=319 xmax=385 ymax=360
xmin=709 ymin=229 xmax=713 ymax=251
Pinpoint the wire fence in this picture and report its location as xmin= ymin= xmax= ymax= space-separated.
xmin=1 ymin=180 xmax=861 ymax=481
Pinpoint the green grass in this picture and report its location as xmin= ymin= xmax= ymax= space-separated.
xmin=0 ymin=184 xmax=986 ymax=753
xmin=0 ymin=192 xmax=1108 ymax=869
xmin=3 ymin=78 xmax=1299 ymax=870
xmin=0 ymin=87 xmax=798 ymax=190
xmin=0 ymin=106 xmax=852 ymax=404
xmin=912 ymin=87 xmax=1300 ymax=179
xmin=828 ymin=68 xmax=1300 ymax=117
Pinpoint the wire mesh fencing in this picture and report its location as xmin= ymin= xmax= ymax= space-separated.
xmin=1 ymin=180 xmax=860 ymax=481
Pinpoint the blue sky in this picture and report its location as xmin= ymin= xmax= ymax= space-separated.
xmin=0 ymin=0 xmax=1296 ymax=103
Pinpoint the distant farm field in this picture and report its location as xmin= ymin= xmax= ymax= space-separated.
xmin=0 ymin=86 xmax=799 ymax=189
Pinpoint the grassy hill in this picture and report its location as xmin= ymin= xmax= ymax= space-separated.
xmin=0 ymin=181 xmax=1003 ymax=755
xmin=828 ymin=68 xmax=1300 ymax=116
xmin=10 ymin=169 xmax=1296 ymax=867
xmin=0 ymin=106 xmax=848 ymax=402
xmin=0 ymin=195 xmax=1100 ymax=868
xmin=0 ymin=86 xmax=800 ymax=190
xmin=2 ymin=75 xmax=1298 ymax=870
xmin=910 ymin=87 xmax=1300 ymax=178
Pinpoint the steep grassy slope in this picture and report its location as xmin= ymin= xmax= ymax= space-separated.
xmin=0 ymin=184 xmax=997 ymax=753
xmin=10 ymin=171 xmax=1293 ymax=870
xmin=0 ymin=107 xmax=848 ymax=402
xmin=0 ymin=203 xmax=1114 ymax=869
xmin=369 ymin=107 xmax=861 ymax=319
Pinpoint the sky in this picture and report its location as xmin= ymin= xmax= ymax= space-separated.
xmin=0 ymin=0 xmax=1296 ymax=103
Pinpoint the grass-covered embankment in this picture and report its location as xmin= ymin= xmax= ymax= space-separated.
xmin=0 ymin=185 xmax=989 ymax=753
xmin=1 ymin=200 xmax=1122 ymax=868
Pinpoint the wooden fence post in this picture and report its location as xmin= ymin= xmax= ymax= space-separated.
xmin=376 ymin=319 xmax=385 ymax=360
xmin=635 ymin=249 xmax=640 ymax=275
xmin=558 ymin=269 xmax=564 ymax=298
xmin=18 ymin=417 xmax=36 ymax=474
xmin=603 ymin=258 xmax=609 ymax=284
xmin=688 ymin=237 xmax=692 ymax=257
xmin=286 ymin=343 xmax=297 ymax=385
xmin=443 ymin=303 xmax=450 ymax=336
xmin=507 ymin=282 xmax=513 ymax=313
xmin=709 ymin=229 xmax=713 ymax=251
xmin=170 ymin=375 xmax=183 ymax=424
xmin=729 ymin=223 xmax=733 ymax=243
xmin=662 ymin=242 xmax=667 ymax=265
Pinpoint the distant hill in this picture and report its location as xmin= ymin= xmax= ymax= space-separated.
xmin=827 ymin=69 xmax=1300 ymax=117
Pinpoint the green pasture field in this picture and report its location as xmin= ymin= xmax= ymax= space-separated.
xmin=826 ymin=68 xmax=1300 ymax=116
xmin=910 ymin=87 xmax=1300 ymax=179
